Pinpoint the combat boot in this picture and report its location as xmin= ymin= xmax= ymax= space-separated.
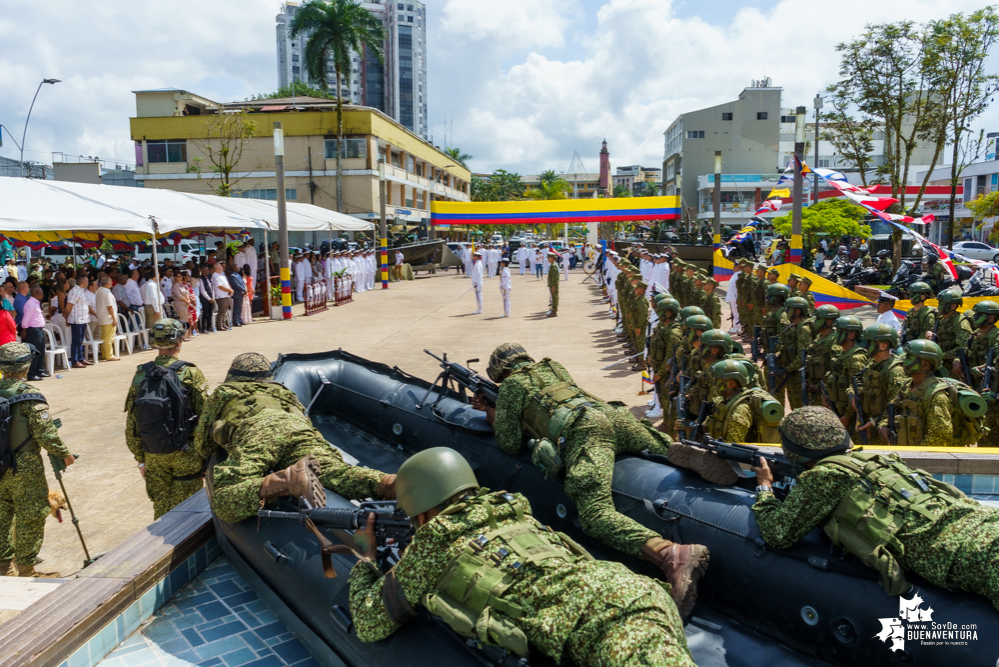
xmin=16 ymin=563 xmax=60 ymax=578
xmin=259 ymin=455 xmax=326 ymax=508
xmin=666 ymin=442 xmax=739 ymax=485
xmin=642 ymin=538 xmax=710 ymax=621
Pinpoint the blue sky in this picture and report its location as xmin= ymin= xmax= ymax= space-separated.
xmin=1 ymin=0 xmax=996 ymax=178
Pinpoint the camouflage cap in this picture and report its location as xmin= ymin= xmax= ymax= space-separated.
xmin=150 ymin=318 xmax=186 ymax=349
xmin=778 ymin=406 xmax=851 ymax=458
xmin=755 ymin=263 xmax=767 ymax=272
xmin=799 ymin=275 xmax=813 ymax=285
xmin=788 ymin=272 xmax=802 ymax=282
xmin=636 ymin=281 xmax=648 ymax=290
xmin=0 ymin=342 xmax=33 ymax=374
xmin=705 ymin=277 xmax=719 ymax=287
xmin=226 ymin=352 xmax=272 ymax=382
xmin=487 ymin=343 xmax=533 ymax=382
xmin=767 ymin=267 xmax=779 ymax=276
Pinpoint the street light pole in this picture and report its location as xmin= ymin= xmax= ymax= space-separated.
xmin=813 ymin=94 xmax=823 ymax=206
xmin=380 ymin=160 xmax=388 ymax=289
xmin=713 ymin=151 xmax=722 ymax=281
xmin=274 ymin=121 xmax=291 ymax=319
xmin=792 ymin=106 xmax=806 ymax=265
xmin=20 ymin=78 xmax=60 ymax=177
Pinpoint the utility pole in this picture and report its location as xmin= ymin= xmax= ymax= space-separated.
xmin=307 ymin=145 xmax=315 ymax=204
xmin=792 ymin=106 xmax=806 ymax=265
xmin=380 ymin=160 xmax=388 ymax=289
xmin=813 ymin=94 xmax=823 ymax=206
xmin=275 ymin=121 xmax=291 ymax=318
xmin=713 ymin=150 xmax=722 ymax=275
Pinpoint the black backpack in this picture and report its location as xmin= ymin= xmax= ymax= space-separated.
xmin=134 ymin=361 xmax=196 ymax=454
xmin=0 ymin=391 xmax=46 ymax=476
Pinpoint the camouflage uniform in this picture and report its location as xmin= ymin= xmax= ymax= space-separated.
xmin=197 ymin=354 xmax=386 ymax=524
xmin=701 ymin=287 xmax=722 ymax=329
xmin=754 ymin=408 xmax=999 ymax=611
xmin=969 ymin=326 xmax=999 ymax=447
xmin=928 ymin=262 xmax=947 ymax=290
xmin=824 ymin=345 xmax=868 ymax=442
xmin=903 ymin=305 xmax=937 ymax=344
xmin=735 ymin=268 xmax=748 ymax=330
xmin=778 ymin=318 xmax=814 ymax=410
xmin=125 ymin=354 xmax=210 ymax=519
xmin=493 ymin=359 xmax=672 ymax=557
xmin=349 ymin=490 xmax=694 ymax=667
xmin=633 ymin=295 xmax=649 ymax=354
xmin=805 ymin=331 xmax=839 ymax=406
xmin=798 ymin=288 xmax=816 ymax=314
xmin=751 ymin=272 xmax=768 ymax=328
xmin=762 ymin=307 xmax=790 ymax=405
xmin=547 ymin=260 xmax=560 ymax=313
xmin=877 ymin=376 xmax=954 ymax=448
xmin=935 ymin=312 xmax=973 ymax=372
xmin=0 ymin=345 xmax=71 ymax=569
xmin=847 ymin=356 xmax=907 ymax=431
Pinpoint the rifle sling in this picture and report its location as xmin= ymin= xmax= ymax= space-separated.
xmin=302 ymin=517 xmax=376 ymax=579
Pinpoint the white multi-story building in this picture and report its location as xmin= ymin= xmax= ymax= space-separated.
xmin=276 ymin=0 xmax=428 ymax=139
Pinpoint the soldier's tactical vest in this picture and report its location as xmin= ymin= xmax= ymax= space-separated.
xmin=425 ymin=492 xmax=594 ymax=657
xmin=805 ymin=333 xmax=837 ymax=382
xmin=213 ymin=382 xmax=305 ymax=447
xmin=703 ymin=387 xmax=783 ymax=443
xmin=904 ymin=307 xmax=936 ymax=343
xmin=896 ymin=377 xmax=986 ymax=447
xmin=859 ymin=356 xmax=902 ymax=419
xmin=0 ymin=385 xmax=43 ymax=457
xmin=512 ymin=360 xmax=597 ymax=442
xmin=826 ymin=347 xmax=867 ymax=408
xmin=819 ymin=452 xmax=966 ymax=595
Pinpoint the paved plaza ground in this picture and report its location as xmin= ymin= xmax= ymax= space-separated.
xmin=33 ymin=264 xmax=879 ymax=580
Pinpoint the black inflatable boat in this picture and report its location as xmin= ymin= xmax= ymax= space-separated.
xmin=211 ymin=349 xmax=999 ymax=667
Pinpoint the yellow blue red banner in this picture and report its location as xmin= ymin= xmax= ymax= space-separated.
xmin=430 ymin=196 xmax=681 ymax=226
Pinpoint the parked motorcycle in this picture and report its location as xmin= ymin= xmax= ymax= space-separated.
xmin=963 ymin=269 xmax=999 ymax=297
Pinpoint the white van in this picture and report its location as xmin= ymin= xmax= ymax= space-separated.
xmin=131 ymin=239 xmax=200 ymax=263
xmin=38 ymin=244 xmax=88 ymax=264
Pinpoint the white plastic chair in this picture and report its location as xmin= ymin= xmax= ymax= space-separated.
xmin=81 ymin=324 xmax=101 ymax=364
xmin=42 ymin=326 xmax=69 ymax=374
xmin=131 ymin=310 xmax=150 ymax=349
xmin=118 ymin=313 xmax=140 ymax=355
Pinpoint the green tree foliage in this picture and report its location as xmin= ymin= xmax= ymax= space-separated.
xmin=771 ymin=199 xmax=871 ymax=253
xmin=291 ymin=0 xmax=386 ymax=213
xmin=820 ymin=99 xmax=877 ymax=187
xmin=538 ymin=169 xmax=559 ymax=185
xmin=444 ymin=147 xmax=472 ymax=168
xmin=969 ymin=190 xmax=999 ymax=221
xmin=186 ymin=109 xmax=258 ymax=197
xmin=524 ymin=178 xmax=572 ymax=200
xmin=471 ymin=170 xmax=524 ymax=202
xmin=612 ymin=184 xmax=632 ymax=198
xmin=638 ymin=182 xmax=660 ymax=197
xmin=251 ymin=82 xmax=338 ymax=100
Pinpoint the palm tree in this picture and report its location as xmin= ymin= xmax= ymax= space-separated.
xmin=525 ymin=178 xmax=573 ymax=238
xmin=444 ymin=147 xmax=472 ymax=168
xmin=538 ymin=169 xmax=559 ymax=185
xmin=612 ymin=184 xmax=632 ymax=198
xmin=291 ymin=0 xmax=386 ymax=212
xmin=638 ymin=182 xmax=660 ymax=197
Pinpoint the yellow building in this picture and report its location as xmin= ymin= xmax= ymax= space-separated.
xmin=129 ymin=89 xmax=470 ymax=240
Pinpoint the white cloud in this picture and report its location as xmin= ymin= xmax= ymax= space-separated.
xmin=438 ymin=0 xmax=580 ymax=53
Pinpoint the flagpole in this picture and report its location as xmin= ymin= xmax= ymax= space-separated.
xmin=791 ymin=106 xmax=806 ymax=265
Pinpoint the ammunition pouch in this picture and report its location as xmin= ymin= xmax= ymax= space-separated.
xmin=527 ymin=438 xmax=564 ymax=479
xmin=516 ymin=359 xmax=596 ymax=440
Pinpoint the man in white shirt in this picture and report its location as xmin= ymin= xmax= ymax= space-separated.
xmin=212 ymin=263 xmax=234 ymax=330
xmin=462 ymin=245 xmax=472 ymax=277
xmin=85 ymin=279 xmax=99 ymax=324
xmin=234 ymin=244 xmax=248 ymax=272
xmin=65 ymin=275 xmax=92 ymax=368
xmin=517 ymin=244 xmax=528 ymax=275
xmin=470 ymin=250 xmax=484 ymax=314
xmin=533 ymin=247 xmax=544 ymax=280
xmin=394 ymin=250 xmax=404 ymax=282
xmin=125 ymin=269 xmax=143 ymax=312
xmin=292 ymin=255 xmax=309 ymax=302
xmin=561 ymin=248 xmax=570 ymax=281
xmin=499 ymin=258 xmax=512 ymax=318
xmin=15 ymin=261 xmax=27 ymax=282
xmin=160 ymin=269 xmax=174 ymax=304
xmin=724 ymin=267 xmax=741 ymax=335
xmin=876 ymin=292 xmax=902 ymax=331
xmin=95 ymin=276 xmax=120 ymax=361
xmin=244 ymin=242 xmax=258 ymax=275
xmin=141 ymin=270 xmax=164 ymax=327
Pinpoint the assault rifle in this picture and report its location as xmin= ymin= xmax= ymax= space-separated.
xmin=800 ymin=350 xmax=809 ymax=405
xmin=886 ymin=403 xmax=898 ymax=446
xmin=766 ymin=336 xmax=790 ymax=394
xmin=679 ymin=436 xmax=803 ymax=496
xmin=689 ymin=401 xmax=713 ymax=441
xmin=421 ymin=350 xmax=500 ymax=409
xmin=820 ymin=380 xmax=841 ymax=418
xmin=752 ymin=326 xmax=764 ymax=362
xmin=676 ymin=357 xmax=691 ymax=423
xmin=851 ymin=375 xmax=869 ymax=445
xmin=984 ymin=348 xmax=996 ymax=396
xmin=957 ymin=348 xmax=973 ymax=387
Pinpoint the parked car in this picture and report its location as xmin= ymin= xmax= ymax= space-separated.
xmin=952 ymin=241 xmax=999 ymax=263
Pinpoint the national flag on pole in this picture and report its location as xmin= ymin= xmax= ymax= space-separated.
xmin=642 ymin=370 xmax=653 ymax=386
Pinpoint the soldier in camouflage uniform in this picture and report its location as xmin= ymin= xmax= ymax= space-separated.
xmin=754 ymin=406 xmax=999 ymax=611
xmin=804 ymin=305 xmax=841 ymax=405
xmin=786 ymin=273 xmax=802 ymax=300
xmin=751 ymin=264 xmax=768 ymax=331
xmin=681 ymin=265 xmax=697 ymax=306
xmin=876 ymin=341 xmax=960 ymax=448
xmin=848 ymin=324 xmax=907 ymax=444
xmin=654 ymin=298 xmax=684 ymax=438
xmin=631 ymin=281 xmax=650 ymax=368
xmin=776 ymin=297 xmax=814 ymax=410
xmin=349 ymin=448 xmax=696 ymax=664
xmin=797 ymin=275 xmax=816 ymax=315
xmin=967 ymin=301 xmax=999 ymax=446
xmin=924 ymin=255 xmax=948 ymax=292
xmin=124 ymin=319 xmax=209 ymax=519
xmin=472 ymin=344 xmax=709 ymax=616
xmin=761 ymin=284 xmax=791 ymax=405
xmin=547 ymin=251 xmax=560 ymax=317
xmin=198 ymin=353 xmax=396 ymax=524
xmin=676 ymin=316 xmax=713 ymax=430
xmin=932 ymin=288 xmax=973 ymax=377
xmin=875 ymin=249 xmax=893 ymax=283
xmin=703 ymin=359 xmax=783 ymax=444
xmin=0 ymin=342 xmax=74 ymax=577
xmin=902 ymin=282 xmax=937 ymax=344
xmin=823 ymin=316 xmax=868 ymax=439
xmin=734 ymin=260 xmax=752 ymax=335
xmin=701 ymin=278 xmax=722 ymax=329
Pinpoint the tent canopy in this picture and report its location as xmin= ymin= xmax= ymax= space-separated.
xmin=0 ymin=177 xmax=374 ymax=238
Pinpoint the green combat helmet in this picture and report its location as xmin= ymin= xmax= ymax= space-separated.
xmin=487 ymin=343 xmax=533 ymax=382
xmin=778 ymin=406 xmax=851 ymax=462
xmin=659 ymin=297 xmax=681 ymax=316
xmin=0 ymin=342 xmax=33 ymax=376
xmin=907 ymin=281 xmax=933 ymax=303
xmin=150 ymin=318 xmax=186 ymax=349
xmin=863 ymin=323 xmax=899 ymax=349
xmin=685 ymin=315 xmax=713 ymax=343
xmin=710 ymin=358 xmax=751 ymax=387
xmin=766 ymin=283 xmax=790 ymax=304
xmin=902 ymin=339 xmax=942 ymax=373
xmin=813 ymin=305 xmax=841 ymax=325
xmin=395 ymin=447 xmax=479 ymax=517
xmin=226 ymin=352 xmax=272 ymax=382
xmin=679 ymin=306 xmax=705 ymax=321
xmin=971 ymin=300 xmax=999 ymax=328
xmin=936 ymin=288 xmax=963 ymax=314
xmin=785 ymin=296 xmax=809 ymax=316
xmin=835 ymin=315 xmax=863 ymax=344
xmin=700 ymin=330 xmax=734 ymax=355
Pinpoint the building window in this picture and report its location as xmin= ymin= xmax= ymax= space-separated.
xmin=239 ymin=189 xmax=296 ymax=201
xmin=391 ymin=151 xmax=401 ymax=168
xmin=722 ymin=112 xmax=733 ymax=121
xmin=407 ymin=156 xmax=415 ymax=172
xmin=397 ymin=3 xmax=403 ymax=8
xmin=780 ymin=115 xmax=796 ymax=123
xmin=407 ymin=3 xmax=413 ymax=9
xmin=146 ymin=139 xmax=187 ymax=163
xmin=324 ymin=138 xmax=367 ymax=159
xmin=292 ymin=54 xmax=299 ymax=62
xmin=757 ymin=112 xmax=768 ymax=120
xmin=417 ymin=191 xmax=425 ymax=209
xmin=407 ymin=15 xmax=413 ymax=21
xmin=686 ymin=130 xmax=704 ymax=139
xmin=292 ymin=65 xmax=300 ymax=74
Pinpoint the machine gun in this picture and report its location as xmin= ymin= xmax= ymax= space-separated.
xmin=957 ymin=348 xmax=973 ymax=387
xmin=675 ymin=356 xmax=691 ymax=424
xmin=984 ymin=348 xmax=996 ymax=395
xmin=886 ymin=403 xmax=899 ymax=446
xmin=259 ymin=500 xmax=415 ymax=573
xmin=752 ymin=326 xmax=764 ymax=362
xmin=689 ymin=401 xmax=714 ymax=441
xmin=851 ymin=375 xmax=869 ymax=445
xmin=800 ymin=350 xmax=809 ymax=405
xmin=679 ymin=436 xmax=802 ymax=498
xmin=820 ymin=380 xmax=841 ymax=418
xmin=420 ymin=350 xmax=500 ymax=409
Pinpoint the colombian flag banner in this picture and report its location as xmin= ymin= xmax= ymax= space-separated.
xmin=430 ymin=196 xmax=681 ymax=226
xmin=892 ymin=296 xmax=998 ymax=321
xmin=713 ymin=249 xmax=735 ymax=281
xmin=727 ymin=260 xmax=875 ymax=311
